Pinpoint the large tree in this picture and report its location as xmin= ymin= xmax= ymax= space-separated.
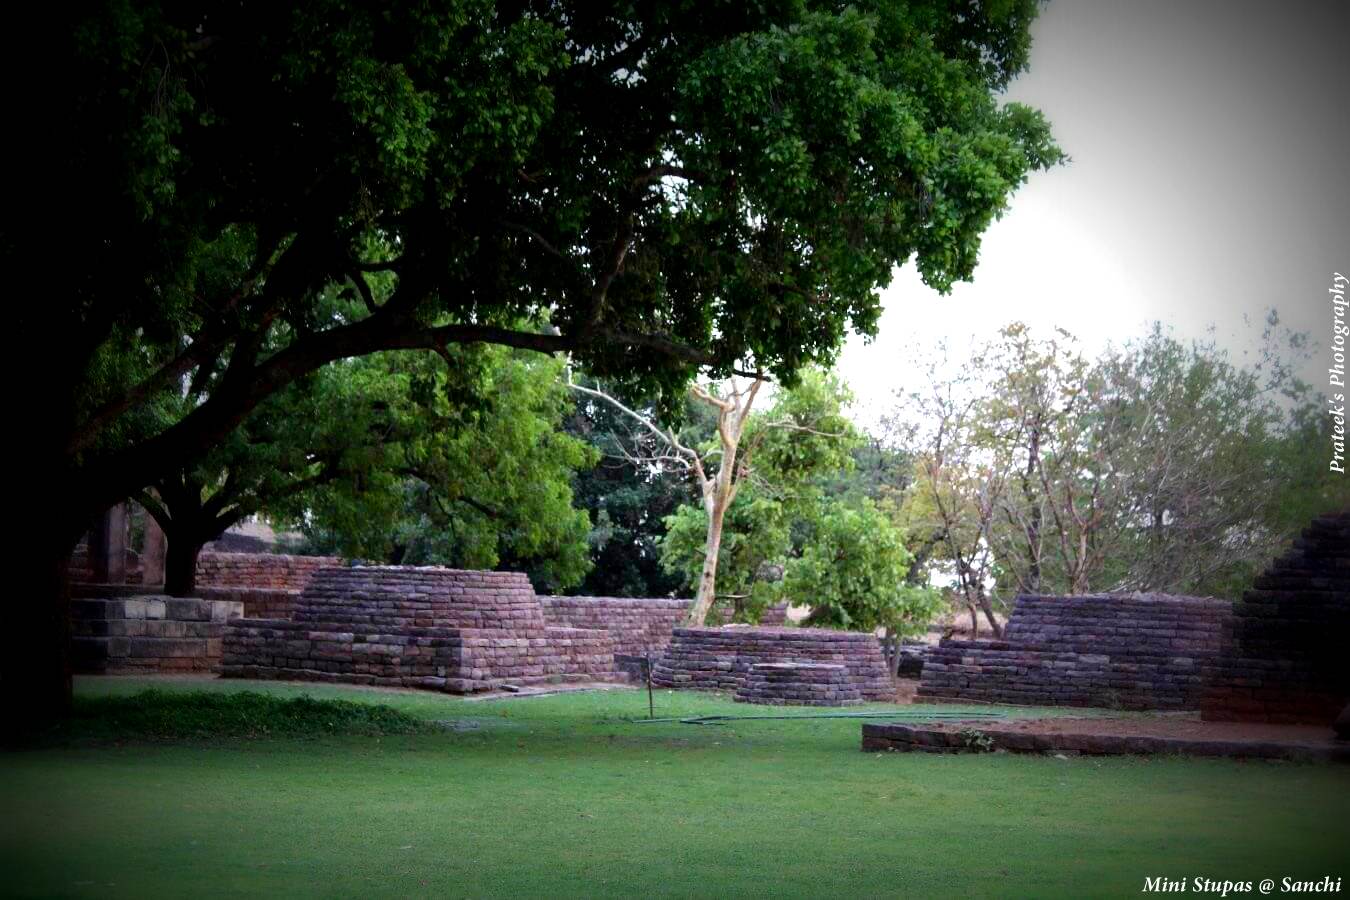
xmin=17 ymin=1 xmax=1059 ymax=724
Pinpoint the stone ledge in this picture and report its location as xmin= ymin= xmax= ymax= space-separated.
xmin=860 ymin=721 xmax=1350 ymax=762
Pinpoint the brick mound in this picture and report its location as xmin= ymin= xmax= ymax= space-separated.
xmin=861 ymin=716 xmax=1349 ymax=762
xmin=72 ymin=595 xmax=244 ymax=674
xmin=1203 ymin=512 xmax=1350 ymax=724
xmin=916 ymin=593 xmax=1231 ymax=710
xmin=221 ymin=566 xmax=619 ymax=693
xmin=652 ymin=627 xmax=893 ymax=701
xmin=734 ymin=662 xmax=863 ymax=707
xmin=195 ymin=552 xmax=341 ymax=619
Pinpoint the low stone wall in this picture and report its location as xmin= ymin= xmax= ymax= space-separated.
xmin=917 ymin=594 xmax=1231 ymax=710
xmin=222 ymin=566 xmax=619 ymax=692
xmin=72 ymin=595 xmax=244 ymax=674
xmin=197 ymin=587 xmax=302 ymax=620
xmin=734 ymin=662 xmax=863 ymax=707
xmin=539 ymin=597 xmax=790 ymax=680
xmin=195 ymin=552 xmax=342 ymax=591
xmin=1203 ymin=512 xmax=1350 ymax=724
xmin=652 ymin=627 xmax=894 ymax=701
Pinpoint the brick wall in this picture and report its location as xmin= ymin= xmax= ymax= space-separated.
xmin=72 ymin=595 xmax=244 ymax=674
xmin=1202 ymin=512 xmax=1350 ymax=724
xmin=539 ymin=597 xmax=790 ymax=680
xmin=195 ymin=551 xmax=341 ymax=591
xmin=222 ymin=566 xmax=619 ymax=692
xmin=916 ymin=594 xmax=1231 ymax=710
xmin=651 ymin=626 xmax=894 ymax=701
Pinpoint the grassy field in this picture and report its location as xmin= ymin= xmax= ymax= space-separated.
xmin=2 ymin=677 xmax=1347 ymax=899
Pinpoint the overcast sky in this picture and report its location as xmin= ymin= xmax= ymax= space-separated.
xmin=837 ymin=0 xmax=1349 ymax=421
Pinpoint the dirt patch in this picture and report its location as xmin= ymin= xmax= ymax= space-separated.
xmin=926 ymin=714 xmax=1335 ymax=743
xmin=893 ymin=678 xmax=920 ymax=705
xmin=862 ymin=712 xmax=1348 ymax=761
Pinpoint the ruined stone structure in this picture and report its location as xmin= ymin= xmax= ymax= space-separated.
xmin=652 ymin=626 xmax=894 ymax=701
xmin=221 ymin=566 xmax=619 ymax=692
xmin=1202 ymin=512 xmax=1350 ymax=724
xmin=916 ymin=594 xmax=1231 ymax=710
xmin=195 ymin=551 xmax=342 ymax=619
xmin=71 ymin=595 xmax=244 ymax=673
xmin=537 ymin=597 xmax=790 ymax=679
xmin=734 ymin=661 xmax=863 ymax=706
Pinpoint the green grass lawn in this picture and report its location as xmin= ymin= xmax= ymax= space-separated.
xmin=2 ymin=677 xmax=1347 ymax=899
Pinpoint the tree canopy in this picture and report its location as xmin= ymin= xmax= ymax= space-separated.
xmin=33 ymin=0 xmax=1060 ymax=530
xmin=14 ymin=0 xmax=1060 ymax=723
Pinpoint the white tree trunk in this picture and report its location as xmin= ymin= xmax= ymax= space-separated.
xmin=685 ymin=493 xmax=729 ymax=626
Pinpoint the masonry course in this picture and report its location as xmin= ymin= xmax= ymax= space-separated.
xmin=916 ymin=593 xmax=1231 ymax=710
xmin=1202 ymin=512 xmax=1350 ymax=724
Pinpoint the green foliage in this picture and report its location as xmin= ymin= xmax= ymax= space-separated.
xmin=564 ymin=379 xmax=696 ymax=598
xmin=658 ymin=369 xmax=863 ymax=620
xmin=894 ymin=317 xmax=1348 ymax=602
xmin=290 ymin=348 xmax=597 ymax=592
xmin=48 ymin=689 xmax=428 ymax=743
xmin=787 ymin=500 xmax=943 ymax=634
xmin=37 ymin=0 xmax=1060 ymax=518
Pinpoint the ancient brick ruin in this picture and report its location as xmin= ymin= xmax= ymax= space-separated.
xmin=734 ymin=662 xmax=863 ymax=706
xmin=916 ymin=594 xmax=1231 ymax=710
xmin=221 ymin=566 xmax=620 ymax=692
xmin=538 ymin=596 xmax=789 ymax=679
xmin=1202 ymin=512 xmax=1349 ymax=724
xmin=652 ymin=626 xmax=894 ymax=701
xmin=195 ymin=551 xmax=342 ymax=619
xmin=72 ymin=596 xmax=244 ymax=674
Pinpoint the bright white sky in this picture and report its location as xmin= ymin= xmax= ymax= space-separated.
xmin=837 ymin=0 xmax=1349 ymax=425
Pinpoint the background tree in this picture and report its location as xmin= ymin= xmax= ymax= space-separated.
xmin=785 ymin=499 xmax=943 ymax=672
xmin=281 ymin=349 xmax=597 ymax=594
xmin=562 ymin=381 xmax=697 ymax=598
xmin=18 ymin=0 xmax=1059 ymax=722
xmin=659 ymin=369 xmax=862 ymax=621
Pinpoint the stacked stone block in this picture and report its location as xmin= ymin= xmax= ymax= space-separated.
xmin=1202 ymin=512 xmax=1350 ymax=724
xmin=195 ymin=552 xmax=340 ymax=591
xmin=734 ymin=662 xmax=863 ymax=706
xmin=222 ymin=566 xmax=619 ymax=693
xmin=917 ymin=594 xmax=1231 ymax=710
xmin=72 ymin=595 xmax=244 ymax=673
xmin=194 ymin=551 xmax=341 ymax=618
xmin=652 ymin=627 xmax=894 ymax=701
xmin=539 ymin=597 xmax=791 ymax=680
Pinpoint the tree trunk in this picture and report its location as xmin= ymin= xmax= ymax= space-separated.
xmin=884 ymin=625 xmax=902 ymax=680
xmin=684 ymin=494 xmax=729 ymax=626
xmin=3 ymin=525 xmax=79 ymax=739
xmin=164 ymin=537 xmax=204 ymax=597
xmin=979 ymin=593 xmax=1004 ymax=638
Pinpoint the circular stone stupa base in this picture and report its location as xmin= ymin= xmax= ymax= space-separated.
xmin=734 ymin=661 xmax=864 ymax=707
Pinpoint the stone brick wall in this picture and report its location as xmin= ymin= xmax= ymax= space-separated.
xmin=916 ymin=594 xmax=1231 ymax=710
xmin=72 ymin=595 xmax=244 ymax=674
xmin=69 ymin=543 xmax=144 ymax=584
xmin=539 ymin=596 xmax=791 ymax=678
xmin=1202 ymin=512 xmax=1350 ymax=724
xmin=195 ymin=552 xmax=341 ymax=591
xmin=197 ymin=587 xmax=302 ymax=620
xmin=222 ymin=566 xmax=619 ymax=692
xmin=652 ymin=626 xmax=894 ymax=701
xmin=733 ymin=662 xmax=863 ymax=707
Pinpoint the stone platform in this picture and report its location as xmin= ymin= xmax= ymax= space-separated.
xmin=221 ymin=566 xmax=619 ymax=692
xmin=652 ymin=626 xmax=893 ymax=701
xmin=72 ymin=595 xmax=244 ymax=674
xmin=734 ymin=661 xmax=863 ymax=707
xmin=1203 ymin=512 xmax=1350 ymax=724
xmin=917 ymin=593 xmax=1231 ymax=710
xmin=861 ymin=718 xmax=1349 ymax=762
